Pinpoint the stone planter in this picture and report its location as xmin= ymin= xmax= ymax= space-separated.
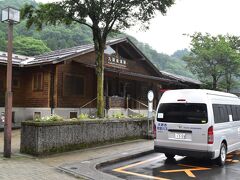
xmin=20 ymin=118 xmax=148 ymax=156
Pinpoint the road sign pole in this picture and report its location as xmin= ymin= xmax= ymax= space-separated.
xmin=147 ymin=90 xmax=154 ymax=138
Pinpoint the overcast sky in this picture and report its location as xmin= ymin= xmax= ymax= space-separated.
xmin=36 ymin=0 xmax=240 ymax=55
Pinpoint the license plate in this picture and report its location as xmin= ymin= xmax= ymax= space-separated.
xmin=175 ymin=133 xmax=186 ymax=139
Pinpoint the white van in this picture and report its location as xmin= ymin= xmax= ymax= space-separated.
xmin=154 ymin=89 xmax=240 ymax=166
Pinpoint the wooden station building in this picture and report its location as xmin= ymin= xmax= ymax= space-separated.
xmin=0 ymin=37 xmax=201 ymax=124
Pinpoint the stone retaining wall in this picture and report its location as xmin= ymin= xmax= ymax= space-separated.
xmin=20 ymin=118 xmax=148 ymax=156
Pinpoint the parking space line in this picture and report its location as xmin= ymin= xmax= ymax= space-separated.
xmin=160 ymin=164 xmax=211 ymax=178
xmin=113 ymin=169 xmax=170 ymax=180
xmin=110 ymin=151 xmax=240 ymax=179
xmin=113 ymin=155 xmax=170 ymax=180
xmin=115 ymin=155 xmax=164 ymax=171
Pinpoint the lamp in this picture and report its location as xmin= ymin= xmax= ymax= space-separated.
xmin=1 ymin=7 xmax=20 ymax=23
xmin=1 ymin=6 xmax=20 ymax=158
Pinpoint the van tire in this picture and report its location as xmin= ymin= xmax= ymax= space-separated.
xmin=216 ymin=143 xmax=227 ymax=166
xmin=165 ymin=153 xmax=175 ymax=159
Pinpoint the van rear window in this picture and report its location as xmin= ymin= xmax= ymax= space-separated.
xmin=157 ymin=103 xmax=208 ymax=124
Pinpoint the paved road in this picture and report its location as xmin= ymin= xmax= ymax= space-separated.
xmin=0 ymin=130 xmax=153 ymax=180
xmin=0 ymin=130 xmax=77 ymax=180
xmin=101 ymin=152 xmax=240 ymax=180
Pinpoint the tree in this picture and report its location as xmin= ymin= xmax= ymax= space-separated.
xmin=219 ymin=35 xmax=240 ymax=92
xmin=21 ymin=0 xmax=175 ymax=118
xmin=13 ymin=37 xmax=51 ymax=56
xmin=0 ymin=31 xmax=7 ymax=52
xmin=185 ymin=33 xmax=240 ymax=91
xmin=171 ymin=48 xmax=189 ymax=59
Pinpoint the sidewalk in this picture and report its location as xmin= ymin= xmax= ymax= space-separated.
xmin=0 ymin=130 xmax=153 ymax=180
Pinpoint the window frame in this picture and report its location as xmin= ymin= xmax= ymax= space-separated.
xmin=63 ymin=73 xmax=85 ymax=97
xmin=32 ymin=72 xmax=44 ymax=92
xmin=13 ymin=77 xmax=21 ymax=89
xmin=212 ymin=104 xmax=240 ymax=123
xmin=157 ymin=103 xmax=208 ymax=124
xmin=0 ymin=79 xmax=4 ymax=92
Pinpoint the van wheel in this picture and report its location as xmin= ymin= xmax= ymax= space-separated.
xmin=165 ymin=153 xmax=175 ymax=159
xmin=216 ymin=143 xmax=227 ymax=166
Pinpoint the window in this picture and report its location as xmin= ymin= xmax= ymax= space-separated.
xmin=231 ymin=105 xmax=240 ymax=121
xmin=13 ymin=78 xmax=20 ymax=88
xmin=236 ymin=106 xmax=240 ymax=121
xmin=64 ymin=74 xmax=84 ymax=96
xmin=157 ymin=103 xmax=208 ymax=124
xmin=70 ymin=112 xmax=78 ymax=119
xmin=212 ymin=104 xmax=229 ymax=123
xmin=12 ymin=112 xmax=15 ymax=123
xmin=33 ymin=73 xmax=43 ymax=91
xmin=0 ymin=80 xmax=3 ymax=91
xmin=33 ymin=112 xmax=41 ymax=120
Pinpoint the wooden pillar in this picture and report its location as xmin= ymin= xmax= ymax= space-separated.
xmin=105 ymin=77 xmax=110 ymax=109
xmin=117 ymin=74 xmax=120 ymax=96
xmin=123 ymin=82 xmax=127 ymax=98
xmin=49 ymin=65 xmax=55 ymax=114
xmin=134 ymin=81 xmax=138 ymax=109
xmin=105 ymin=77 xmax=109 ymax=97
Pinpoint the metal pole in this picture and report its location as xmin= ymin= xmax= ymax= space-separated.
xmin=4 ymin=21 xmax=13 ymax=158
xmin=147 ymin=107 xmax=150 ymax=137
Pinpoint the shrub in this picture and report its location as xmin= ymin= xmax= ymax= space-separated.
xmin=35 ymin=114 xmax=63 ymax=122
xmin=129 ymin=114 xmax=145 ymax=118
xmin=78 ymin=113 xmax=89 ymax=119
xmin=112 ymin=112 xmax=125 ymax=119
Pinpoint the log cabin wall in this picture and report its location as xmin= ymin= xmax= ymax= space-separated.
xmin=56 ymin=62 xmax=97 ymax=108
xmin=104 ymin=55 xmax=158 ymax=77
xmin=0 ymin=65 xmax=51 ymax=108
xmin=0 ymin=66 xmax=6 ymax=107
xmin=126 ymin=60 xmax=158 ymax=76
xmin=14 ymin=66 xmax=51 ymax=107
xmin=0 ymin=65 xmax=51 ymax=123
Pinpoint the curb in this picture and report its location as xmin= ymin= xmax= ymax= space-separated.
xmin=96 ymin=149 xmax=154 ymax=169
xmin=58 ymin=147 xmax=154 ymax=180
xmin=58 ymin=166 xmax=95 ymax=180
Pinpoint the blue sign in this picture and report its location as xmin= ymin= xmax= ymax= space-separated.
xmin=157 ymin=123 xmax=167 ymax=131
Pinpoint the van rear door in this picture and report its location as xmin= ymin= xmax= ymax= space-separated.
xmin=156 ymin=103 xmax=209 ymax=151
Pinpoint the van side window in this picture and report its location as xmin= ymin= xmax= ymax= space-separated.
xmin=231 ymin=105 xmax=240 ymax=121
xmin=213 ymin=104 xmax=229 ymax=123
xmin=237 ymin=106 xmax=240 ymax=120
xmin=226 ymin=105 xmax=232 ymax=116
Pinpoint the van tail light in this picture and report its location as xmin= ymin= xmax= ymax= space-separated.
xmin=153 ymin=123 xmax=156 ymax=139
xmin=208 ymin=126 xmax=214 ymax=144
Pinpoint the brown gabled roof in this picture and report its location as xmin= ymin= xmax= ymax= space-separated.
xmin=161 ymin=71 xmax=201 ymax=85
xmin=0 ymin=37 xmax=200 ymax=86
xmin=0 ymin=38 xmax=128 ymax=66
xmin=124 ymin=38 xmax=163 ymax=77
xmin=0 ymin=37 xmax=162 ymax=77
xmin=0 ymin=51 xmax=34 ymax=66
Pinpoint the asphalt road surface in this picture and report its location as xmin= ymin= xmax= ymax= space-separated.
xmin=101 ymin=151 xmax=240 ymax=180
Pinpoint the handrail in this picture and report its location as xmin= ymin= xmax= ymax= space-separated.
xmin=80 ymin=97 xmax=97 ymax=109
xmin=130 ymin=97 xmax=148 ymax=108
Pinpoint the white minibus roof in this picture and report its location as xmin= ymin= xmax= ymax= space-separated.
xmin=160 ymin=89 xmax=239 ymax=104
